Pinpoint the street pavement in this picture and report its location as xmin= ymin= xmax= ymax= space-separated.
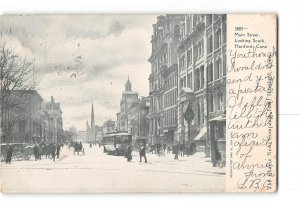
xmin=1 ymin=144 xmax=225 ymax=193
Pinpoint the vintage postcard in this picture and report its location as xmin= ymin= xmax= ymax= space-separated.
xmin=0 ymin=14 xmax=277 ymax=193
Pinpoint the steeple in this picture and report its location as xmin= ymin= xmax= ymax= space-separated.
xmin=90 ymin=103 xmax=95 ymax=141
xmin=91 ymin=103 xmax=95 ymax=128
xmin=125 ymin=75 xmax=132 ymax=92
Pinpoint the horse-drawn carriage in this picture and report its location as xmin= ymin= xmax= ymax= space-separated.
xmin=73 ymin=142 xmax=85 ymax=155
xmin=1 ymin=143 xmax=34 ymax=161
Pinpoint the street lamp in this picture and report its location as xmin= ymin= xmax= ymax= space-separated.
xmin=184 ymin=102 xmax=194 ymax=141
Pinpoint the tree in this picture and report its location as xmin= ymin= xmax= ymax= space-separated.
xmin=0 ymin=43 xmax=39 ymax=143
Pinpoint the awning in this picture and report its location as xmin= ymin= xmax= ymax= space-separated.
xmin=209 ymin=116 xmax=226 ymax=122
xmin=194 ymin=126 xmax=207 ymax=141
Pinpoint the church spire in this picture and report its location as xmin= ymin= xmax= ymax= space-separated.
xmin=125 ymin=75 xmax=132 ymax=92
xmin=91 ymin=103 xmax=95 ymax=128
xmin=91 ymin=103 xmax=95 ymax=141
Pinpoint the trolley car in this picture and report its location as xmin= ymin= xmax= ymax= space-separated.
xmin=103 ymin=132 xmax=132 ymax=156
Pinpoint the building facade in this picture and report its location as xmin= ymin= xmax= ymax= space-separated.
xmin=1 ymin=91 xmax=64 ymax=144
xmin=116 ymin=78 xmax=139 ymax=133
xmin=148 ymin=14 xmax=184 ymax=144
xmin=177 ymin=14 xmax=226 ymax=166
xmin=42 ymin=96 xmax=63 ymax=144
xmin=127 ymin=96 xmax=150 ymax=141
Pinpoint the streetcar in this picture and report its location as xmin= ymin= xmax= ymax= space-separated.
xmin=103 ymin=132 xmax=132 ymax=156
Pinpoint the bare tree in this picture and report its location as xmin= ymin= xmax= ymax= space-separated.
xmin=0 ymin=43 xmax=39 ymax=143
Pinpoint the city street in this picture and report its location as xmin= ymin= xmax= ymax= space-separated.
xmin=1 ymin=144 xmax=225 ymax=193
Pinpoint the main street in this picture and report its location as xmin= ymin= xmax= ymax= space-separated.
xmin=1 ymin=144 xmax=225 ymax=193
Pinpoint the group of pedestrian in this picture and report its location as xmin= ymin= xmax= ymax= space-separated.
xmin=173 ymin=141 xmax=186 ymax=160
xmin=125 ymin=143 xmax=148 ymax=163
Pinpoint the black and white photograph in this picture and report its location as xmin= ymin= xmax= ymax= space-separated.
xmin=0 ymin=14 xmax=228 ymax=193
xmin=0 ymin=12 xmax=279 ymax=194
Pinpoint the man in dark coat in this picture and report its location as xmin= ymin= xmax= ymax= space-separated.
xmin=33 ymin=144 xmax=39 ymax=161
xmin=125 ymin=145 xmax=132 ymax=162
xmin=139 ymin=144 xmax=147 ymax=163
xmin=174 ymin=142 xmax=179 ymax=160
xmin=50 ymin=144 xmax=56 ymax=162
xmin=56 ymin=144 xmax=61 ymax=158
xmin=180 ymin=141 xmax=185 ymax=157
xmin=5 ymin=144 xmax=14 ymax=164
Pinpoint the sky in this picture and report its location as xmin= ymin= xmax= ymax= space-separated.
xmin=0 ymin=14 xmax=157 ymax=130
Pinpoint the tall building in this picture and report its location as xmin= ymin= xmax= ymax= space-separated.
xmin=116 ymin=77 xmax=139 ymax=132
xmin=42 ymin=96 xmax=63 ymax=144
xmin=177 ymin=14 xmax=226 ymax=166
xmin=148 ymin=15 xmax=184 ymax=144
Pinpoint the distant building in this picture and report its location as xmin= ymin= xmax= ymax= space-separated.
xmin=42 ymin=96 xmax=63 ymax=144
xmin=116 ymin=77 xmax=139 ymax=132
xmin=127 ymin=96 xmax=150 ymax=141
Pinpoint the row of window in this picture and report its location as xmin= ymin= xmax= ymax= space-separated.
xmin=209 ymin=92 xmax=225 ymax=113
xmin=179 ymin=28 xmax=225 ymax=72
xmin=164 ymin=89 xmax=178 ymax=108
xmin=179 ymin=55 xmax=226 ymax=90
xmin=164 ymin=108 xmax=178 ymax=127
xmin=164 ymin=73 xmax=178 ymax=91
xmin=152 ymin=52 xmax=168 ymax=75
xmin=180 ymin=14 xmax=224 ymax=41
xmin=208 ymin=54 xmax=227 ymax=82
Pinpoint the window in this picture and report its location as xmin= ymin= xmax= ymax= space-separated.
xmin=187 ymin=49 xmax=192 ymax=66
xmin=209 ymin=95 xmax=214 ymax=112
xmin=223 ymin=53 xmax=226 ymax=76
xmin=208 ymin=35 xmax=213 ymax=54
xmin=222 ymin=24 xmax=226 ymax=44
xmin=195 ymin=69 xmax=200 ymax=90
xmin=181 ymin=23 xmax=185 ymax=40
xmin=187 ymin=73 xmax=192 ymax=88
xmin=199 ymin=40 xmax=204 ymax=56
xmin=206 ymin=15 xmax=212 ymax=26
xmin=194 ymin=44 xmax=198 ymax=60
xmin=215 ymin=29 xmax=221 ymax=49
xmin=200 ymin=65 xmax=205 ymax=88
xmin=214 ymin=59 xmax=220 ymax=80
xmin=186 ymin=15 xmax=192 ymax=34
xmin=179 ymin=55 xmax=186 ymax=71
xmin=217 ymin=93 xmax=223 ymax=111
xmin=174 ymin=25 xmax=180 ymax=36
xmin=208 ymin=63 xmax=214 ymax=82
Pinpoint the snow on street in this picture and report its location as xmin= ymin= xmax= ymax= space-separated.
xmin=1 ymin=144 xmax=225 ymax=193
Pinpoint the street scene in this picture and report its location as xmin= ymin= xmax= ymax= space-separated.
xmin=0 ymin=14 xmax=227 ymax=192
xmin=1 ymin=144 xmax=225 ymax=192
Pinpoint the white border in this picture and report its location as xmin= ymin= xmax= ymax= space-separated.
xmin=0 ymin=0 xmax=300 ymax=203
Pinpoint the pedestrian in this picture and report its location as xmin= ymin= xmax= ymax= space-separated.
xmin=125 ymin=144 xmax=132 ymax=162
xmin=139 ymin=144 xmax=147 ymax=163
xmin=163 ymin=143 xmax=167 ymax=154
xmin=56 ymin=144 xmax=61 ymax=158
xmin=5 ymin=144 xmax=14 ymax=164
xmin=180 ymin=141 xmax=185 ymax=157
xmin=174 ymin=142 xmax=179 ymax=160
xmin=50 ymin=144 xmax=56 ymax=162
xmin=167 ymin=145 xmax=171 ymax=154
xmin=33 ymin=144 xmax=39 ymax=161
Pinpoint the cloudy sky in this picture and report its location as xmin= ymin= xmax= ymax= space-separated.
xmin=1 ymin=14 xmax=157 ymax=130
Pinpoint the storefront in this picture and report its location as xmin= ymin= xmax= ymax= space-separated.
xmin=209 ymin=116 xmax=226 ymax=167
